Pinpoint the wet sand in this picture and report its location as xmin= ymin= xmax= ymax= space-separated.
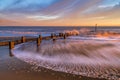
xmin=0 ymin=45 xmax=107 ymax=80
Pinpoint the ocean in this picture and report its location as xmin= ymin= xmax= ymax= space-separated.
xmin=0 ymin=26 xmax=120 ymax=37
xmin=0 ymin=26 xmax=120 ymax=80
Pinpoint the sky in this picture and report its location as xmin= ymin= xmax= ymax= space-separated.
xmin=0 ymin=0 xmax=120 ymax=26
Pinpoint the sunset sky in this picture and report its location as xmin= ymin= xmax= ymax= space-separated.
xmin=0 ymin=0 xmax=120 ymax=26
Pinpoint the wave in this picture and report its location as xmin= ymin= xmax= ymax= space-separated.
xmin=12 ymin=36 xmax=120 ymax=80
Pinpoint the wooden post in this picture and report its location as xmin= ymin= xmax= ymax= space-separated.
xmin=51 ymin=33 xmax=56 ymax=42
xmin=9 ymin=41 xmax=14 ymax=50
xmin=51 ymin=33 xmax=54 ymax=38
xmin=39 ymin=35 xmax=42 ymax=40
xmin=37 ymin=38 xmax=41 ymax=46
xmin=39 ymin=35 xmax=42 ymax=43
xmin=21 ymin=36 xmax=26 ymax=43
xmin=64 ymin=34 xmax=66 ymax=39
xmin=59 ymin=33 xmax=61 ymax=37
xmin=66 ymin=33 xmax=69 ymax=37
xmin=9 ymin=41 xmax=14 ymax=57
xmin=95 ymin=24 xmax=97 ymax=32
xmin=59 ymin=33 xmax=63 ymax=37
xmin=62 ymin=33 xmax=64 ymax=37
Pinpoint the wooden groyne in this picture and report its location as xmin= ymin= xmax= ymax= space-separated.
xmin=0 ymin=33 xmax=74 ymax=57
xmin=0 ymin=33 xmax=73 ymax=50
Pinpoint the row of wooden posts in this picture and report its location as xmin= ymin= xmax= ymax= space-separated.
xmin=9 ymin=33 xmax=70 ymax=50
xmin=8 ymin=33 xmax=70 ymax=57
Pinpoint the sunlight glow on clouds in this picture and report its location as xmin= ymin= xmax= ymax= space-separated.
xmin=27 ymin=15 xmax=60 ymax=20
xmin=0 ymin=0 xmax=120 ymax=26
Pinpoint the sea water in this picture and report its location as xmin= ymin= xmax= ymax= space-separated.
xmin=0 ymin=26 xmax=120 ymax=37
xmin=0 ymin=26 xmax=120 ymax=80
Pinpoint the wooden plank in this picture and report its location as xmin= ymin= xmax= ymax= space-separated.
xmin=0 ymin=42 xmax=9 ymax=46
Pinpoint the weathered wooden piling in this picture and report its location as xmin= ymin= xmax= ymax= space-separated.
xmin=66 ymin=33 xmax=69 ymax=37
xmin=59 ymin=33 xmax=61 ymax=37
xmin=95 ymin=24 xmax=97 ymax=32
xmin=21 ymin=36 xmax=26 ymax=43
xmin=9 ymin=50 xmax=14 ymax=57
xmin=59 ymin=33 xmax=63 ymax=37
xmin=9 ymin=41 xmax=14 ymax=49
xmin=39 ymin=35 xmax=42 ymax=40
xmin=62 ymin=33 xmax=64 ymax=37
xmin=64 ymin=34 xmax=66 ymax=39
xmin=51 ymin=33 xmax=57 ymax=42
xmin=37 ymin=38 xmax=41 ymax=46
xmin=51 ymin=33 xmax=54 ymax=38
xmin=9 ymin=41 xmax=15 ymax=57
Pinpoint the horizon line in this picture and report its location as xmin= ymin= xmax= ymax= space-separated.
xmin=0 ymin=25 xmax=120 ymax=27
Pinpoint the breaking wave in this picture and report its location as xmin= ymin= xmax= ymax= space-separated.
xmin=12 ymin=36 xmax=120 ymax=80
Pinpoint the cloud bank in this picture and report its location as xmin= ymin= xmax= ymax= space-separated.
xmin=0 ymin=0 xmax=120 ymax=26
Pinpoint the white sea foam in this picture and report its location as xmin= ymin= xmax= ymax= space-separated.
xmin=12 ymin=36 xmax=120 ymax=80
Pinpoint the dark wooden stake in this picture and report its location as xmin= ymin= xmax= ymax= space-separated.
xmin=21 ymin=36 xmax=26 ymax=43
